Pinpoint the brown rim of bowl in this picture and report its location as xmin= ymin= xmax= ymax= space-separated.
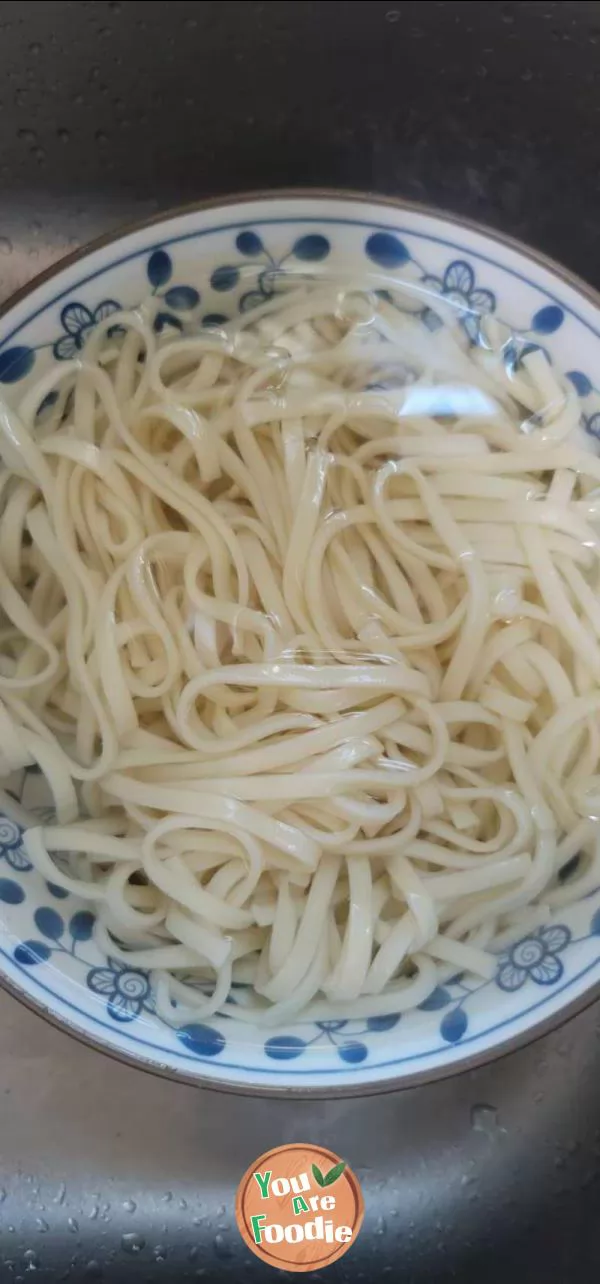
xmin=0 ymin=186 xmax=599 ymax=1098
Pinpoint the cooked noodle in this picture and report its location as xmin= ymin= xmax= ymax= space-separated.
xmin=1 ymin=271 xmax=599 ymax=1026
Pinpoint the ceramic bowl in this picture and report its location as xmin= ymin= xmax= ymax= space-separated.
xmin=1 ymin=191 xmax=599 ymax=1093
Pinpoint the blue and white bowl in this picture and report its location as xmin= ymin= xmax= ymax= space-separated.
xmin=1 ymin=191 xmax=599 ymax=1093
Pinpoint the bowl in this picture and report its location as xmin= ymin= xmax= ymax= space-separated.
xmin=1 ymin=190 xmax=599 ymax=1094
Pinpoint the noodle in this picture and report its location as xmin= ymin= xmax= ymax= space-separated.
xmin=0 ymin=271 xmax=599 ymax=1027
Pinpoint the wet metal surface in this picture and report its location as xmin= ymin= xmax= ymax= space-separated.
xmin=1 ymin=2 xmax=600 ymax=1279
xmin=2 ymin=990 xmax=600 ymax=1281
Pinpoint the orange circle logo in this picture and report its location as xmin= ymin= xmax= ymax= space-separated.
xmin=235 ymin=1143 xmax=364 ymax=1272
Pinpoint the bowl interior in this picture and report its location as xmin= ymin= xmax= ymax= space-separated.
xmin=1 ymin=192 xmax=599 ymax=1092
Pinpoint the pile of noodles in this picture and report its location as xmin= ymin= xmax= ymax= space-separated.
xmin=0 ymin=270 xmax=599 ymax=1027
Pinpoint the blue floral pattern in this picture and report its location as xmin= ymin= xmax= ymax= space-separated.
xmin=6 ymin=888 xmax=154 ymax=1025
xmin=12 ymin=902 xmax=95 ymax=968
xmin=53 ymin=300 xmax=121 ymax=360
xmin=212 ymin=229 xmax=332 ymax=314
xmin=264 ymin=1014 xmax=401 ymax=1064
xmin=145 ymin=247 xmax=201 ymax=335
xmin=422 ymin=260 xmax=496 ymax=342
xmin=400 ymin=922 xmax=581 ymax=1047
xmin=87 ymin=958 xmax=153 ymax=1023
xmin=0 ymin=818 xmax=31 ymax=872
xmin=497 ymin=925 xmax=572 ymax=991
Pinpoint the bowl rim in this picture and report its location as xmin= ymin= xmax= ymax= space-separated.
xmin=4 ymin=186 xmax=600 ymax=328
xmin=1 ymin=185 xmax=600 ymax=1098
xmin=3 ymin=952 xmax=599 ymax=1100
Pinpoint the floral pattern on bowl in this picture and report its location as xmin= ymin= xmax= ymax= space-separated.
xmin=0 ymin=193 xmax=599 ymax=1091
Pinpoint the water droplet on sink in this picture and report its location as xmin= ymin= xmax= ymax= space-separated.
xmin=214 ymin=1233 xmax=231 ymax=1260
xmin=0 ymin=236 xmax=13 ymax=255
xmin=88 ymin=1206 xmax=99 ymax=1221
xmin=162 ymin=1192 xmax=173 ymax=1204
xmin=178 ymin=1197 xmax=188 ymax=1210
xmin=24 ymin=1250 xmax=39 ymax=1271
xmin=35 ymin=1220 xmax=49 ymax=1234
xmin=470 ymin=1104 xmax=503 ymax=1137
xmin=54 ymin=1183 xmax=66 ymax=1205
xmin=188 ymin=1246 xmax=199 ymax=1264
xmin=67 ymin=1218 xmax=79 ymax=1234
xmin=122 ymin=1200 xmax=137 ymax=1214
xmin=217 ymin=1204 xmax=226 ymax=1217
xmin=153 ymin=1245 xmax=167 ymax=1262
xmin=121 ymin=1233 xmax=144 ymax=1255
xmin=0 ymin=1187 xmax=6 ymax=1203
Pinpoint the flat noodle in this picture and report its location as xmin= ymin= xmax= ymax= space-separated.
xmin=0 ymin=273 xmax=599 ymax=1027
